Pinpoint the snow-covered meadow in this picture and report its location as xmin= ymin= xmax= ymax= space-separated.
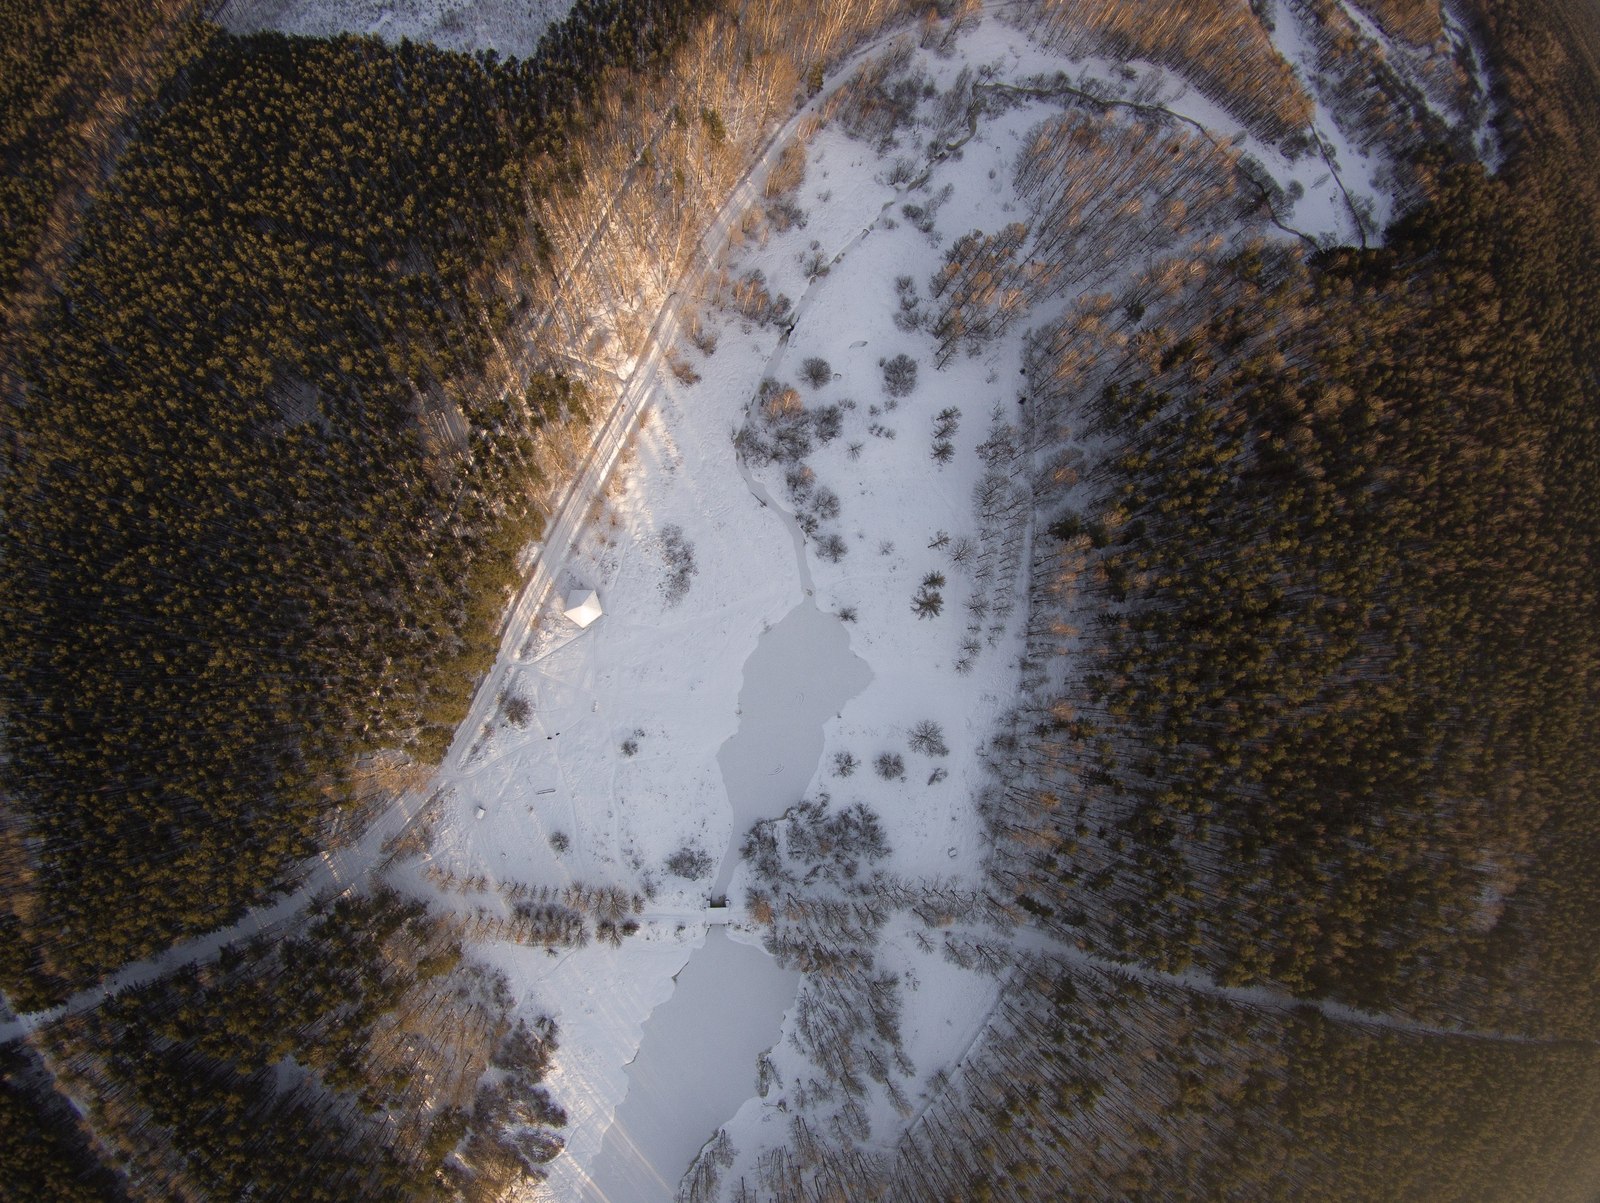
xmin=340 ymin=4 xmax=1500 ymax=1199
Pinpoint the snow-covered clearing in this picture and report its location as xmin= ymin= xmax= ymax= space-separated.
xmin=218 ymin=0 xmax=572 ymax=61
xmin=398 ymin=30 xmax=1040 ymax=1189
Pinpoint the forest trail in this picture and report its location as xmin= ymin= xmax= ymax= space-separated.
xmin=0 ymin=783 xmax=443 ymax=1045
xmin=1000 ymin=923 xmax=1595 ymax=1050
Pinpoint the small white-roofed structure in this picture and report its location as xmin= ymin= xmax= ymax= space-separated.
xmin=563 ymin=588 xmax=603 ymax=628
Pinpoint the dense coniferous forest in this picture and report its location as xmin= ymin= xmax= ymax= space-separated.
xmin=0 ymin=1043 xmax=129 ymax=1203
xmin=0 ymin=1 xmax=709 ymax=1002
xmin=1059 ymin=3 xmax=1598 ymax=1025
xmin=0 ymin=0 xmax=213 ymax=408
xmin=1000 ymin=155 xmax=1600 ymax=1024
xmin=34 ymin=888 xmax=567 ymax=1202
xmin=3 ymin=27 xmax=535 ymax=996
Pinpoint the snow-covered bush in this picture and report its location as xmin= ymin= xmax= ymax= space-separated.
xmin=687 ymin=319 xmax=719 ymax=356
xmin=665 ymin=845 xmax=714 ymax=880
xmin=813 ymin=403 xmax=844 ymax=443
xmin=785 ymin=799 xmax=890 ymax=879
xmin=669 ymin=354 xmax=701 ymax=385
xmin=882 ymin=353 xmax=919 ymax=397
xmin=660 ymin=525 xmax=698 ymax=606
xmin=767 ymin=197 xmax=808 ymax=232
xmin=501 ymin=694 xmax=531 ymax=727
xmin=724 ymin=268 xmax=792 ymax=326
xmin=908 ymin=720 xmax=949 ymax=757
xmin=735 ymin=378 xmax=817 ymax=465
xmin=894 ymin=275 xmax=923 ymax=332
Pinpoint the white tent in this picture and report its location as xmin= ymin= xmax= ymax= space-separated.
xmin=563 ymin=588 xmax=603 ymax=628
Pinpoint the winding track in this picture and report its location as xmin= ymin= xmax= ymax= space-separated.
xmin=0 ymin=11 xmax=1001 ymax=1047
xmin=0 ymin=1 xmax=1377 ymax=1048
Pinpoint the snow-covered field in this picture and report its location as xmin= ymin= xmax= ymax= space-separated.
xmin=393 ymin=74 xmax=1035 ymax=1190
xmin=188 ymin=4 xmax=1493 ymax=1199
xmin=377 ymin=6 xmax=1497 ymax=1197
xmin=218 ymin=0 xmax=572 ymax=61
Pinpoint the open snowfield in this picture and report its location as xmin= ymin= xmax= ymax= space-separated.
xmin=218 ymin=0 xmax=573 ymax=60
xmin=383 ymin=63 xmax=1036 ymax=1189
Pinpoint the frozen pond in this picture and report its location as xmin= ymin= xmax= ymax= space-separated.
xmin=577 ymin=930 xmax=799 ymax=1202
xmin=715 ymin=462 xmax=873 ymax=895
xmin=712 ymin=597 xmax=872 ymax=894
xmin=578 ymin=470 xmax=870 ymax=1199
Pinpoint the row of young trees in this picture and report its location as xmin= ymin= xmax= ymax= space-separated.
xmin=1351 ymin=0 xmax=1448 ymax=47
